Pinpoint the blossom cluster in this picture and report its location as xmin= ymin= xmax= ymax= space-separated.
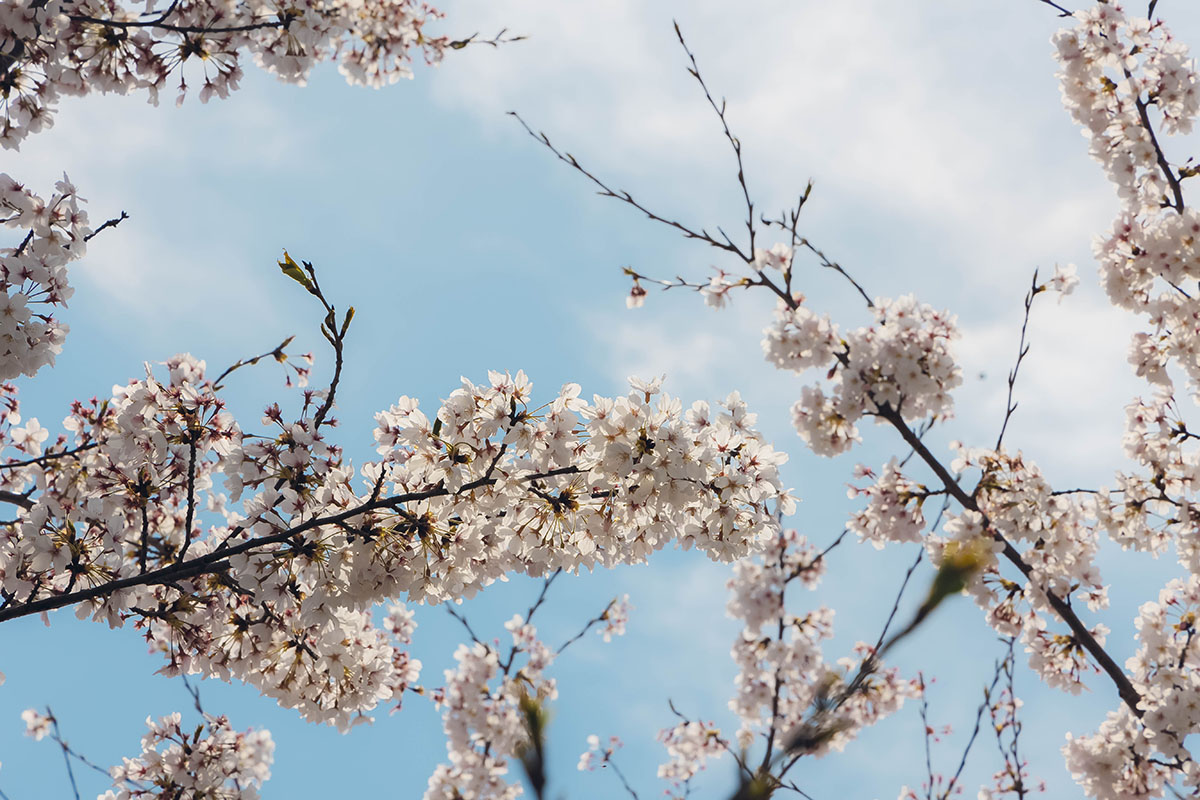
xmin=22 ymin=708 xmax=274 ymax=800
xmin=1062 ymin=575 xmax=1200 ymax=798
xmin=425 ymin=616 xmax=556 ymax=800
xmin=576 ymin=733 xmax=623 ymax=772
xmin=0 ymin=0 xmax=449 ymax=149
xmin=846 ymin=460 xmax=926 ymax=550
xmin=725 ymin=530 xmax=918 ymax=761
xmin=656 ymin=719 xmax=727 ymax=790
xmin=766 ymin=294 xmax=961 ymax=457
xmin=0 ymin=361 xmax=787 ymax=729
xmin=365 ymin=372 xmax=790 ymax=604
xmin=0 ymin=173 xmax=86 ymax=380
xmin=99 ymin=712 xmax=274 ymax=800
xmin=1051 ymin=5 xmax=1200 ymax=793
xmin=1057 ymin=3 xmax=1200 ymax=395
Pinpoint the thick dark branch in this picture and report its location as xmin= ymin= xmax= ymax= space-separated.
xmin=1131 ymin=86 xmax=1186 ymax=211
xmin=0 ymin=465 xmax=582 ymax=624
xmin=0 ymin=442 xmax=99 ymax=471
xmin=178 ymin=438 xmax=198 ymax=561
xmin=67 ymin=12 xmax=284 ymax=34
xmin=0 ymin=489 xmax=34 ymax=510
xmin=878 ymin=404 xmax=1144 ymax=716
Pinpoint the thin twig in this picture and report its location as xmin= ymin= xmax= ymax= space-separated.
xmin=83 ymin=212 xmax=129 ymax=242
xmin=939 ymin=649 xmax=1008 ymax=800
xmin=918 ymin=675 xmax=935 ymax=800
xmin=211 ymin=336 xmax=295 ymax=390
xmin=181 ymin=672 xmax=206 ymax=716
xmin=446 ymin=605 xmax=485 ymax=647
xmin=995 ymin=269 xmax=1041 ymax=450
xmin=0 ymin=442 xmax=99 ymax=471
xmin=1037 ymin=0 xmax=1074 ymax=16
xmin=555 ymin=596 xmax=617 ymax=655
xmin=509 ymin=112 xmax=749 ymax=262
xmin=674 ymin=22 xmax=757 ymax=258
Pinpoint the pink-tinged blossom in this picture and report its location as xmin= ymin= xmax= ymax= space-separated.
xmin=426 ymin=621 xmax=557 ymax=800
xmin=0 ymin=0 xmax=450 ymax=150
xmin=752 ymin=243 xmax=793 ymax=273
xmin=0 ymin=367 xmax=786 ymax=729
xmin=846 ymin=460 xmax=926 ymax=550
xmin=20 ymin=708 xmax=50 ymax=740
xmin=97 ymin=713 xmax=273 ymax=800
xmin=1047 ymin=263 xmax=1080 ymax=299
xmin=599 ymin=594 xmax=631 ymax=642
xmin=577 ymin=734 xmax=622 ymax=772
xmin=0 ymin=174 xmax=87 ymax=380
xmin=656 ymin=719 xmax=727 ymax=788
xmin=783 ymin=295 xmax=960 ymax=458
xmin=725 ymin=530 xmax=916 ymax=758
xmin=761 ymin=298 xmax=839 ymax=375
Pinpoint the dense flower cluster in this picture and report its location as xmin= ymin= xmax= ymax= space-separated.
xmin=0 ymin=0 xmax=449 ymax=149
xmin=99 ymin=713 xmax=274 ymax=800
xmin=846 ymin=460 xmax=926 ymax=550
xmin=0 ymin=361 xmax=787 ymax=729
xmin=23 ymin=708 xmax=273 ymax=799
xmin=366 ymin=373 xmax=791 ymax=603
xmin=19 ymin=1 xmax=1200 ymax=798
xmin=1055 ymin=4 xmax=1197 ymax=215
xmin=775 ymin=294 xmax=960 ymax=457
xmin=0 ymin=173 xmax=86 ymax=380
xmin=1057 ymin=3 xmax=1200 ymax=395
xmin=425 ymin=616 xmax=557 ymax=800
xmin=1051 ymin=5 xmax=1200 ymax=794
xmin=1066 ymin=575 xmax=1200 ymax=797
xmin=656 ymin=719 xmax=727 ymax=789
xmin=726 ymin=530 xmax=917 ymax=759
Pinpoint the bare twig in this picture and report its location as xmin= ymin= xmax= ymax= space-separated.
xmin=555 ymin=596 xmax=617 ymax=655
xmin=995 ymin=269 xmax=1041 ymax=450
xmin=939 ymin=648 xmax=1008 ymax=800
xmin=211 ymin=336 xmax=295 ymax=390
xmin=1038 ymin=0 xmax=1074 ymax=16
xmin=83 ymin=212 xmax=129 ymax=242
xmin=448 ymin=28 xmax=527 ymax=49
xmin=181 ymin=672 xmax=206 ymax=716
xmin=446 ymin=605 xmax=486 ymax=647
xmin=674 ymin=22 xmax=757 ymax=258
xmin=509 ymin=112 xmax=750 ymax=262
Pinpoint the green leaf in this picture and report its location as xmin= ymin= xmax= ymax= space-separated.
xmin=278 ymin=250 xmax=314 ymax=293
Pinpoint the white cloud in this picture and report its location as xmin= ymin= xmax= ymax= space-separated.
xmin=954 ymin=284 xmax=1144 ymax=481
xmin=433 ymin=0 xmax=1118 ymax=279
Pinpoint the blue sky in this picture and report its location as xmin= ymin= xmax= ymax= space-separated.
xmin=3 ymin=1 xmax=1198 ymax=798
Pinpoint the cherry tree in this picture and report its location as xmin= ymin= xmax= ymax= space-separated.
xmin=3 ymin=1 xmax=1200 ymax=799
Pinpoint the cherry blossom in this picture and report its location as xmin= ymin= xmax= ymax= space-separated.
xmin=0 ymin=0 xmax=452 ymax=150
